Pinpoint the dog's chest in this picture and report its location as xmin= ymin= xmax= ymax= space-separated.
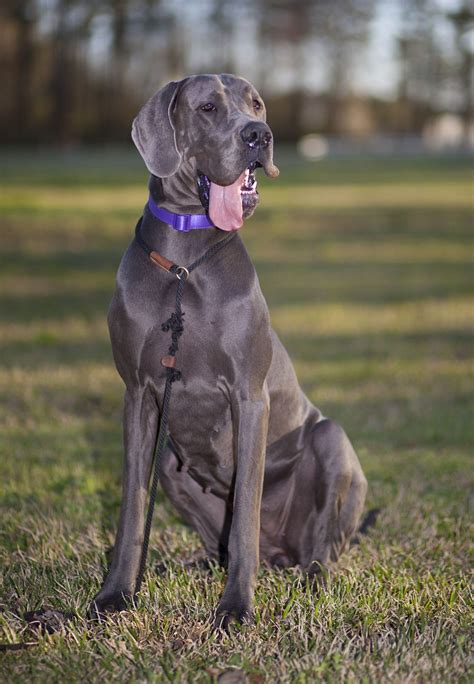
xmin=167 ymin=376 xmax=236 ymax=489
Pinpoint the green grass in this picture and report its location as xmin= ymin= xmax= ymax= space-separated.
xmin=0 ymin=149 xmax=472 ymax=682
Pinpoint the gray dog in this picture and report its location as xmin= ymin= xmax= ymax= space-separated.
xmin=90 ymin=74 xmax=367 ymax=629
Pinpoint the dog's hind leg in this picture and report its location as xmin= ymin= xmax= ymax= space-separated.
xmin=294 ymin=419 xmax=367 ymax=576
xmin=89 ymin=384 xmax=158 ymax=615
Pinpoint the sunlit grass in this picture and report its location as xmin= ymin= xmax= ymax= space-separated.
xmin=0 ymin=151 xmax=472 ymax=681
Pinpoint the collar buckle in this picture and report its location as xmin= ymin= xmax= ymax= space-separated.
xmin=173 ymin=214 xmax=191 ymax=232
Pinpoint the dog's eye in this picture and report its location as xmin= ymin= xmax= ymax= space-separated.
xmin=200 ymin=103 xmax=217 ymax=113
xmin=253 ymin=99 xmax=262 ymax=112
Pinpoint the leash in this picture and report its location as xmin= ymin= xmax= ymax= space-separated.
xmin=133 ymin=217 xmax=236 ymax=595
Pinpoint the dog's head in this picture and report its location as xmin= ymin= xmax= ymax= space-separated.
xmin=132 ymin=74 xmax=279 ymax=231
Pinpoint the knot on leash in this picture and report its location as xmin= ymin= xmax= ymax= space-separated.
xmin=166 ymin=367 xmax=182 ymax=383
xmin=161 ymin=311 xmax=185 ymax=337
xmin=161 ymin=303 xmax=185 ymax=382
xmin=162 ymin=309 xmax=185 ymax=358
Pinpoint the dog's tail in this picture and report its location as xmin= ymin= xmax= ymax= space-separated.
xmin=351 ymin=507 xmax=381 ymax=545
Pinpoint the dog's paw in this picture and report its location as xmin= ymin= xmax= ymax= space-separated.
xmin=306 ymin=560 xmax=331 ymax=591
xmin=213 ymin=605 xmax=254 ymax=632
xmin=87 ymin=591 xmax=133 ymax=620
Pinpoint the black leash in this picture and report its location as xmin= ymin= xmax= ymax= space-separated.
xmin=133 ymin=217 xmax=235 ymax=595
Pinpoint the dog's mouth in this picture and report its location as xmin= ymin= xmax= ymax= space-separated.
xmin=197 ymin=162 xmax=261 ymax=232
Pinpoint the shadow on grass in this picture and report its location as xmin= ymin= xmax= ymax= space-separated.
xmin=1 ymin=327 xmax=470 ymax=371
xmin=280 ymin=328 xmax=473 ymax=363
xmin=0 ymin=289 xmax=113 ymax=324
xmin=0 ymin=259 xmax=470 ymax=327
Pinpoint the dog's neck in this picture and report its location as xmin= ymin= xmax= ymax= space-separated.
xmin=149 ymin=164 xmax=205 ymax=215
xmin=141 ymin=170 xmax=227 ymax=265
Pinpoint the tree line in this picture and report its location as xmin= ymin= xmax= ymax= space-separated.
xmin=1 ymin=0 xmax=472 ymax=145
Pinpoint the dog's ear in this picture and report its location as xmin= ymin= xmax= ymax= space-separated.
xmin=131 ymin=80 xmax=183 ymax=178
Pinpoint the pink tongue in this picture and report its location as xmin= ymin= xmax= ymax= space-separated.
xmin=209 ymin=172 xmax=245 ymax=231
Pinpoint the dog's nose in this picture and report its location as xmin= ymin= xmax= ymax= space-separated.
xmin=240 ymin=122 xmax=272 ymax=150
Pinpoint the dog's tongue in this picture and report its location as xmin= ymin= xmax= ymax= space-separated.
xmin=209 ymin=172 xmax=245 ymax=231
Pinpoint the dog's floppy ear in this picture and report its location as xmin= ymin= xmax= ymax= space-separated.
xmin=131 ymin=80 xmax=183 ymax=178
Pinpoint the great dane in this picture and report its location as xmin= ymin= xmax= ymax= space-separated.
xmin=90 ymin=74 xmax=367 ymax=629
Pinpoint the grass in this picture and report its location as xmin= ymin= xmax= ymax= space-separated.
xmin=0 ymin=148 xmax=472 ymax=682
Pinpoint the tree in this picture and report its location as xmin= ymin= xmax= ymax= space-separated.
xmin=446 ymin=3 xmax=474 ymax=127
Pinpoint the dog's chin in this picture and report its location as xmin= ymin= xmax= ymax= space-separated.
xmin=242 ymin=190 xmax=259 ymax=219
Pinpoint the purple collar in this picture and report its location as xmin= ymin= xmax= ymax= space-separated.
xmin=147 ymin=195 xmax=214 ymax=232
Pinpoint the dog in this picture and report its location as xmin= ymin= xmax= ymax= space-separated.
xmin=90 ymin=74 xmax=367 ymax=629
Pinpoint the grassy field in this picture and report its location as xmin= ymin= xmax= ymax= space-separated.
xmin=0 ymin=149 xmax=472 ymax=682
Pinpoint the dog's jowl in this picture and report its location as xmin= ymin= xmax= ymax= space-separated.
xmin=90 ymin=74 xmax=367 ymax=629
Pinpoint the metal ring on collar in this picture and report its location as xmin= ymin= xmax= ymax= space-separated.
xmin=175 ymin=266 xmax=189 ymax=281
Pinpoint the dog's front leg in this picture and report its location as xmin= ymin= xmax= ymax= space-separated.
xmin=214 ymin=388 xmax=269 ymax=630
xmin=89 ymin=385 xmax=157 ymax=616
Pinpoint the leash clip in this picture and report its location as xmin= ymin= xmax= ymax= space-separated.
xmin=175 ymin=266 xmax=189 ymax=281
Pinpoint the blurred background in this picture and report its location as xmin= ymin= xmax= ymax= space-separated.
xmin=1 ymin=0 xmax=473 ymax=153
xmin=0 ymin=3 xmax=473 ymax=679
